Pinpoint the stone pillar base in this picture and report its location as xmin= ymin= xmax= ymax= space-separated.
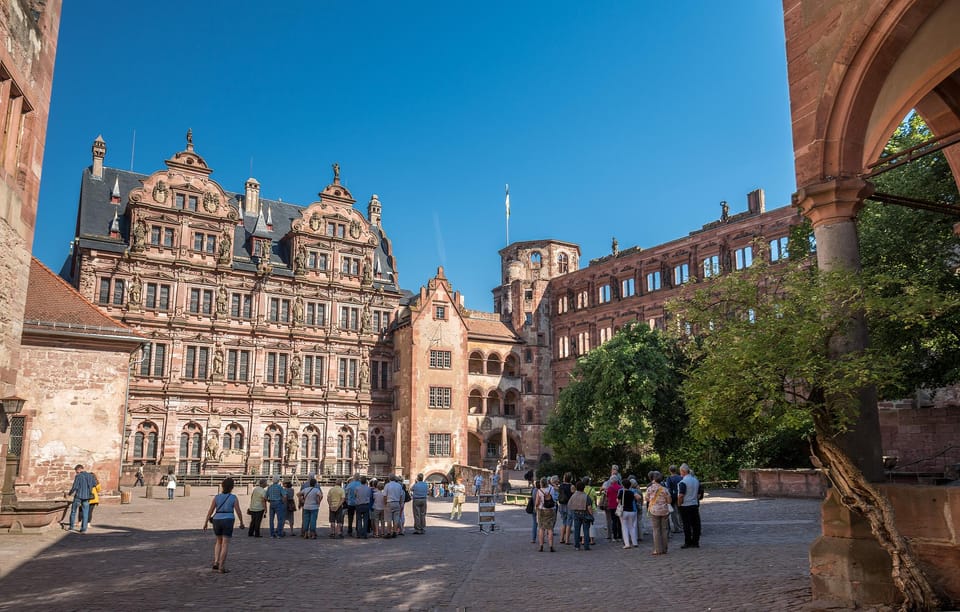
xmin=810 ymin=534 xmax=899 ymax=606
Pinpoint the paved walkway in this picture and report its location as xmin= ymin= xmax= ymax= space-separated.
xmin=0 ymin=488 xmax=829 ymax=611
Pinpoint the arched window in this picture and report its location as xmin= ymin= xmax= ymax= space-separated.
xmin=336 ymin=428 xmax=353 ymax=476
xmin=132 ymin=421 xmax=159 ymax=463
xmin=469 ymin=389 xmax=483 ymax=414
xmin=487 ymin=390 xmax=501 ymax=416
xmin=468 ymin=351 xmax=484 ymax=374
xmin=558 ymin=252 xmax=569 ymax=273
xmin=530 ymin=252 xmax=542 ymax=267
xmin=377 ymin=435 xmax=385 ymax=451
xmin=300 ymin=425 xmax=321 ymax=475
xmin=486 ymin=354 xmax=502 ymax=376
xmin=178 ymin=422 xmax=203 ymax=474
xmin=504 ymin=389 xmax=519 ymax=417
xmin=503 ymin=354 xmax=519 ymax=377
xmin=263 ymin=424 xmax=283 ymax=475
xmin=224 ymin=423 xmax=244 ymax=450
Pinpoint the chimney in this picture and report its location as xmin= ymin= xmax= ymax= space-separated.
xmin=747 ymin=188 xmax=766 ymax=214
xmin=367 ymin=193 xmax=382 ymax=227
xmin=92 ymin=135 xmax=106 ymax=180
xmin=244 ymin=177 xmax=260 ymax=217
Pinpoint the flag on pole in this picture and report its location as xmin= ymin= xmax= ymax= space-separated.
xmin=505 ymin=184 xmax=510 ymax=219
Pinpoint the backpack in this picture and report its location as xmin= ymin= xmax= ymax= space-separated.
xmin=541 ymin=491 xmax=555 ymax=510
xmin=558 ymin=483 xmax=572 ymax=505
xmin=525 ymin=493 xmax=535 ymax=514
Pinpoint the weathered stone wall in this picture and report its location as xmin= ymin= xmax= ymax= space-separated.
xmin=15 ymin=343 xmax=129 ymax=499
xmin=811 ymin=485 xmax=960 ymax=606
xmin=879 ymin=387 xmax=960 ymax=474
xmin=739 ymin=468 xmax=826 ymax=498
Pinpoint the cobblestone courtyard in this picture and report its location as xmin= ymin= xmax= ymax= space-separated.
xmin=0 ymin=489 xmax=823 ymax=611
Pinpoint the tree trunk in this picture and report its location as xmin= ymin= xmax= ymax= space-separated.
xmin=812 ymin=432 xmax=940 ymax=611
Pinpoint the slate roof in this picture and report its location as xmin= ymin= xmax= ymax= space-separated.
xmin=24 ymin=257 xmax=138 ymax=337
xmin=74 ymin=166 xmax=401 ymax=291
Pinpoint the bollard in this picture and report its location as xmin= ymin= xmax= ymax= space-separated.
xmin=182 ymin=484 xmax=192 ymax=497
xmin=120 ymin=490 xmax=132 ymax=504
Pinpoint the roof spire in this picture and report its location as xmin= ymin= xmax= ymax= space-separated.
xmin=110 ymin=176 xmax=121 ymax=204
xmin=186 ymin=128 xmax=194 ymax=152
xmin=266 ymin=202 xmax=273 ymax=226
xmin=109 ymin=209 xmax=120 ymax=235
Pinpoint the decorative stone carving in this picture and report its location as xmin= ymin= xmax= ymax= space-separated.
xmin=361 ymin=260 xmax=372 ymax=286
xmin=213 ymin=349 xmax=224 ymax=376
xmin=309 ymin=213 xmax=321 ymax=232
xmin=131 ymin=220 xmax=147 ymax=252
xmin=356 ymin=435 xmax=368 ymax=461
xmin=294 ymin=245 xmax=307 ymax=275
xmin=361 ymin=301 xmax=371 ymax=333
xmin=293 ymin=296 xmax=304 ymax=324
xmin=203 ymin=191 xmax=220 ymax=213
xmin=359 ymin=359 xmax=369 ymax=390
xmin=349 ymin=219 xmax=361 ymax=239
xmin=217 ymin=233 xmax=232 ymax=264
xmin=216 ymin=285 xmax=228 ymax=315
xmin=205 ymin=435 xmax=222 ymax=461
xmin=290 ymin=355 xmax=302 ymax=383
xmin=153 ymin=180 xmax=168 ymax=204
xmin=128 ymin=274 xmax=142 ymax=306
xmin=285 ymin=433 xmax=299 ymax=462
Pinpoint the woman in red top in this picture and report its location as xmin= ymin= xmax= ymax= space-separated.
xmin=604 ymin=475 xmax=623 ymax=541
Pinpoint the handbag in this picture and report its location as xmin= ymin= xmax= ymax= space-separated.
xmin=209 ymin=494 xmax=231 ymax=523
xmin=615 ymin=490 xmax=624 ymax=517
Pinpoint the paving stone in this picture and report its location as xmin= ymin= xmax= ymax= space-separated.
xmin=0 ymin=489 xmax=860 ymax=610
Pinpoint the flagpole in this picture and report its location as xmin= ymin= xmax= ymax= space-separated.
xmin=505 ymin=184 xmax=510 ymax=246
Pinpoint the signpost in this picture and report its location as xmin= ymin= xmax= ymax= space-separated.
xmin=477 ymin=493 xmax=497 ymax=533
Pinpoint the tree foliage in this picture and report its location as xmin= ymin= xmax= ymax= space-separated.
xmin=859 ymin=112 xmax=960 ymax=395
xmin=543 ymin=322 xmax=684 ymax=475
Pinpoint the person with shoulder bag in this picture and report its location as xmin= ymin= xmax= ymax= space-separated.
xmin=567 ymin=480 xmax=594 ymax=550
xmin=203 ymin=477 xmax=245 ymax=574
xmin=535 ymin=477 xmax=557 ymax=553
xmin=644 ymin=470 xmax=671 ymax=556
xmin=450 ymin=477 xmax=466 ymax=520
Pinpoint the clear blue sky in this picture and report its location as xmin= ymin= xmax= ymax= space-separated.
xmin=35 ymin=1 xmax=796 ymax=310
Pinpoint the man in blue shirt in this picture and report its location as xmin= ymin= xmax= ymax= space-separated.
xmin=410 ymin=473 xmax=430 ymax=534
xmin=265 ymin=476 xmax=286 ymax=538
xmin=67 ymin=464 xmax=97 ymax=533
xmin=665 ymin=465 xmax=684 ymax=534
xmin=343 ymin=473 xmax=361 ymax=536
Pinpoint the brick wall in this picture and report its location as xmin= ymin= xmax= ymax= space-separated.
xmin=879 ymin=387 xmax=960 ymax=474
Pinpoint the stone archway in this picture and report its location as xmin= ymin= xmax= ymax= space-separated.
xmin=785 ymin=1 xmax=960 ymax=606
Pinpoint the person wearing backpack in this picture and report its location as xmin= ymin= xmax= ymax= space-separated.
xmin=535 ymin=477 xmax=557 ymax=552
xmin=557 ymin=472 xmax=574 ymax=545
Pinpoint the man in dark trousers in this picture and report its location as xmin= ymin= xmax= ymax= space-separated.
xmin=677 ymin=463 xmax=702 ymax=549
xmin=67 ymin=464 xmax=98 ymax=533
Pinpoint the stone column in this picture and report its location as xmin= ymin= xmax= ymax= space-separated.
xmin=794 ymin=177 xmax=883 ymax=483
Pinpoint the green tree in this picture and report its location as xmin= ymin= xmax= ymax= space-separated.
xmin=669 ymin=254 xmax=952 ymax=608
xmin=543 ymin=322 xmax=685 ymax=476
xmin=859 ymin=112 xmax=960 ymax=395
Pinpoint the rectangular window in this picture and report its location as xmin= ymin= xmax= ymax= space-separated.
xmin=205 ymin=234 xmax=216 ymax=253
xmin=735 ymin=246 xmax=753 ymax=270
xmin=327 ymin=222 xmax=336 ymax=236
xmin=184 ymin=346 xmax=209 ymax=380
xmin=576 ymin=290 xmax=589 ymax=309
xmin=702 ymin=255 xmax=720 ymax=278
xmin=266 ymin=352 xmax=289 ymax=384
xmin=621 ymin=278 xmax=635 ymax=297
xmin=98 ymin=278 xmax=111 ymax=304
xmin=338 ymin=358 xmax=358 ymax=388
xmin=163 ymin=228 xmax=174 ymax=247
xmin=673 ymin=263 xmax=690 ymax=286
xmin=337 ymin=224 xmax=346 ymax=238
xmin=429 ymin=350 xmax=452 ymax=369
xmin=139 ymin=343 xmax=167 ymax=377
xmin=307 ymin=251 xmax=329 ymax=271
xmin=434 ymin=304 xmax=446 ymax=320
xmin=269 ymin=298 xmax=291 ymax=323
xmin=110 ymin=279 xmax=125 ymax=306
xmin=340 ymin=256 xmax=360 ymax=276
xmin=769 ymin=236 xmax=789 ymax=262
xmin=226 ymin=349 xmax=250 ymax=382
xmin=525 ymin=312 xmax=533 ymax=327
xmin=646 ymin=271 xmax=662 ymax=292
xmin=144 ymin=283 xmax=171 ymax=311
xmin=150 ymin=226 xmax=161 ymax=246
xmin=230 ymin=294 xmax=253 ymax=319
xmin=524 ymin=289 xmax=533 ymax=301
xmin=305 ymin=302 xmax=327 ymax=326
xmin=428 ymin=433 xmax=452 ymax=457
xmin=429 ymin=386 xmax=452 ymax=408
xmin=371 ymin=310 xmax=390 ymax=332
xmin=193 ymin=233 xmax=204 ymax=251
xmin=598 ymin=284 xmax=611 ymax=304
xmin=340 ymin=306 xmax=359 ymax=331
xmin=303 ymin=355 xmax=325 ymax=386
xmin=189 ymin=288 xmax=213 ymax=315
xmin=371 ymin=360 xmax=389 ymax=390
xmin=7 ymin=415 xmax=25 ymax=475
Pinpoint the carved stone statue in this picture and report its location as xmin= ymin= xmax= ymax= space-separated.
xmin=332 ymin=162 xmax=340 ymax=182
xmin=131 ymin=220 xmax=147 ymax=252
xmin=293 ymin=296 xmax=304 ymax=324
xmin=294 ymin=245 xmax=307 ymax=274
xmin=216 ymin=285 xmax=228 ymax=315
xmin=356 ymin=435 xmax=367 ymax=461
xmin=128 ymin=274 xmax=142 ymax=305
xmin=213 ymin=349 xmax=224 ymax=376
xmin=205 ymin=435 xmax=221 ymax=461
xmin=359 ymin=359 xmax=370 ymax=390
xmin=290 ymin=355 xmax=302 ymax=383
xmin=361 ymin=302 xmax=372 ymax=333
xmin=361 ymin=260 xmax=373 ymax=285
xmin=721 ymin=200 xmax=730 ymax=222
xmin=217 ymin=233 xmax=232 ymax=264
xmin=612 ymin=237 xmax=619 ymax=256
xmin=285 ymin=433 xmax=299 ymax=462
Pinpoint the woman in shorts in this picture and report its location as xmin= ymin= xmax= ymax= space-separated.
xmin=203 ymin=477 xmax=244 ymax=573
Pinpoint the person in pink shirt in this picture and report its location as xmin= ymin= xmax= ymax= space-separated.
xmin=604 ymin=474 xmax=623 ymax=541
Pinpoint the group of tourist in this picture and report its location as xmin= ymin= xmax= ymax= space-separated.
xmin=527 ymin=463 xmax=703 ymax=556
